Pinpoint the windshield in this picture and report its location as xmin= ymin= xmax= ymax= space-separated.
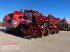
xmin=24 ymin=12 xmax=32 ymax=20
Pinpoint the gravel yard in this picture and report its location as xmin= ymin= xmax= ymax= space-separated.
xmin=0 ymin=26 xmax=70 ymax=52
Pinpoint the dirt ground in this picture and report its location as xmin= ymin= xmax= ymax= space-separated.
xmin=0 ymin=26 xmax=70 ymax=52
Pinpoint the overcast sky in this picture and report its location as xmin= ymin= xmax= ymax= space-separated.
xmin=0 ymin=0 xmax=70 ymax=23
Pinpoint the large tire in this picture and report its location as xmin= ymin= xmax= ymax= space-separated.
xmin=20 ymin=25 xmax=26 ymax=37
xmin=11 ymin=28 xmax=16 ymax=34
xmin=45 ymin=28 xmax=49 ymax=36
xmin=14 ymin=28 xmax=20 ymax=36
xmin=43 ymin=22 xmax=49 ymax=36
xmin=38 ymin=31 xmax=42 ymax=38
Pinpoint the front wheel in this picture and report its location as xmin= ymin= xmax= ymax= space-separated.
xmin=20 ymin=26 xmax=27 ymax=37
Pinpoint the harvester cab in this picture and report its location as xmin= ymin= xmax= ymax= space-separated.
xmin=24 ymin=10 xmax=32 ymax=20
xmin=3 ymin=9 xmax=57 ymax=38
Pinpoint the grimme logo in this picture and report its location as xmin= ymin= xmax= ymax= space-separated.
xmin=0 ymin=41 xmax=19 ymax=50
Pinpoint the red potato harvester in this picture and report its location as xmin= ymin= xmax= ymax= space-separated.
xmin=3 ymin=9 xmax=60 ymax=38
xmin=3 ymin=10 xmax=49 ymax=38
